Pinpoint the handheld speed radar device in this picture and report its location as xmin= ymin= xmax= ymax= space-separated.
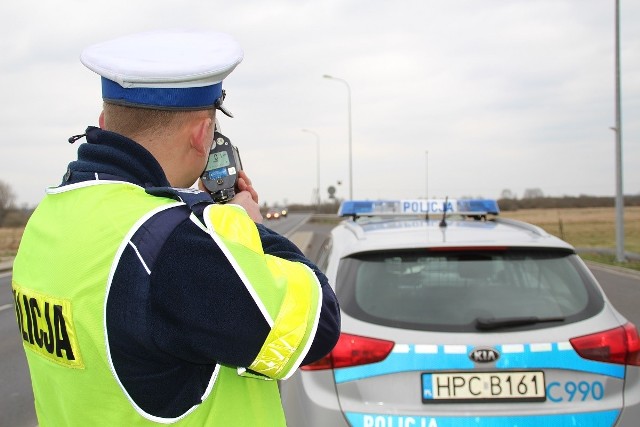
xmin=201 ymin=131 xmax=243 ymax=203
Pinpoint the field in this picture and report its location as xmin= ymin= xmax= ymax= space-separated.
xmin=499 ymin=206 xmax=639 ymax=252
xmin=500 ymin=206 xmax=640 ymax=270
xmin=2 ymin=206 xmax=639 ymax=269
xmin=0 ymin=227 xmax=23 ymax=260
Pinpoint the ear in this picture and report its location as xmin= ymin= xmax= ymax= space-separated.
xmin=190 ymin=117 xmax=213 ymax=157
xmin=98 ymin=111 xmax=106 ymax=129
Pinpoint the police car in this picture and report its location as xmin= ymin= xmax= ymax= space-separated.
xmin=281 ymin=199 xmax=640 ymax=426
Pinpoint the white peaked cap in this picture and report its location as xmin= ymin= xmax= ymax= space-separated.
xmin=80 ymin=29 xmax=244 ymax=114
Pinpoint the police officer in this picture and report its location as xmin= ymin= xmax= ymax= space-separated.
xmin=12 ymin=29 xmax=340 ymax=426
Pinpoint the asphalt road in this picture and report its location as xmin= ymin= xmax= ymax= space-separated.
xmin=0 ymin=271 xmax=37 ymax=427
xmin=588 ymin=263 xmax=640 ymax=327
xmin=1 ymin=215 xmax=639 ymax=427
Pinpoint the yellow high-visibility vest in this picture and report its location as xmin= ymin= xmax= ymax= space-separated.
xmin=13 ymin=181 xmax=321 ymax=426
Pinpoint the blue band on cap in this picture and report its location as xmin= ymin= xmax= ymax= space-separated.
xmin=101 ymin=78 xmax=222 ymax=109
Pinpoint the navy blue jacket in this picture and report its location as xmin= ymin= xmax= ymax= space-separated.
xmin=62 ymin=126 xmax=340 ymax=418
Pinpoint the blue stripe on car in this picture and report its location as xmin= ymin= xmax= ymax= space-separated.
xmin=496 ymin=343 xmax=623 ymax=379
xmin=344 ymin=410 xmax=620 ymax=427
xmin=334 ymin=342 xmax=623 ymax=384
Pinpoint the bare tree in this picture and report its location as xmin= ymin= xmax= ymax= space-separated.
xmin=523 ymin=188 xmax=544 ymax=199
xmin=501 ymin=189 xmax=516 ymax=199
xmin=0 ymin=180 xmax=16 ymax=226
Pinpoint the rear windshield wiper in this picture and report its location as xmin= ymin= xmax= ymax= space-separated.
xmin=475 ymin=316 xmax=565 ymax=331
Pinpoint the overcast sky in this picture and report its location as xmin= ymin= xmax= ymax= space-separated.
xmin=1 ymin=0 xmax=638 ymax=208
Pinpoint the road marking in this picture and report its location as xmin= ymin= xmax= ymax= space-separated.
xmin=284 ymin=214 xmax=313 ymax=238
xmin=0 ymin=303 xmax=13 ymax=313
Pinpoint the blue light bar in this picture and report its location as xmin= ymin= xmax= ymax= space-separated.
xmin=338 ymin=199 xmax=500 ymax=217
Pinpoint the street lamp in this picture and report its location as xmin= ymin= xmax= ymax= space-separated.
xmin=301 ymin=129 xmax=321 ymax=208
xmin=613 ymin=0 xmax=625 ymax=262
xmin=323 ymin=74 xmax=353 ymax=199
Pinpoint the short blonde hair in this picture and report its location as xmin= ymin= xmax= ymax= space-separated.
xmin=102 ymin=102 xmax=215 ymax=139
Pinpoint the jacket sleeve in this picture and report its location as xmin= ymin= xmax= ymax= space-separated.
xmin=256 ymin=223 xmax=340 ymax=365
xmin=148 ymin=211 xmax=272 ymax=369
xmin=149 ymin=204 xmax=339 ymax=379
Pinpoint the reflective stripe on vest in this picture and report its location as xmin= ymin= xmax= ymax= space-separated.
xmin=13 ymin=182 xmax=287 ymax=426
xmin=203 ymin=203 xmax=322 ymax=380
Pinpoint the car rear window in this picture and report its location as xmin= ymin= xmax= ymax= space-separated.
xmin=335 ymin=248 xmax=604 ymax=332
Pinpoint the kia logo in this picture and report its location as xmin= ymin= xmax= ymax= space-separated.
xmin=469 ymin=347 xmax=500 ymax=363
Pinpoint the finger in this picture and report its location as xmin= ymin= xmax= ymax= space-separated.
xmin=236 ymin=176 xmax=248 ymax=192
xmin=247 ymin=185 xmax=259 ymax=204
xmin=238 ymin=170 xmax=252 ymax=186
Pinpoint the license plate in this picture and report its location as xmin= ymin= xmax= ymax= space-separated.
xmin=422 ymin=371 xmax=546 ymax=403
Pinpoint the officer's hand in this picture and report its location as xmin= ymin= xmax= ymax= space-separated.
xmin=236 ymin=170 xmax=259 ymax=204
xmin=231 ymin=190 xmax=263 ymax=223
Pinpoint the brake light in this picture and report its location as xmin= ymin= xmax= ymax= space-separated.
xmin=301 ymin=333 xmax=395 ymax=371
xmin=570 ymin=322 xmax=640 ymax=366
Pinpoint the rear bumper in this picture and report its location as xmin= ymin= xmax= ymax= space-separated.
xmin=615 ymin=365 xmax=640 ymax=426
xmin=280 ymin=371 xmax=348 ymax=427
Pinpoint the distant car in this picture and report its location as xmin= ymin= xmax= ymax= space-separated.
xmin=265 ymin=209 xmax=280 ymax=220
xmin=281 ymin=199 xmax=640 ymax=426
xmin=265 ymin=206 xmax=287 ymax=220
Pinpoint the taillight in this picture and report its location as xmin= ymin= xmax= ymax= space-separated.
xmin=301 ymin=333 xmax=395 ymax=371
xmin=570 ymin=322 xmax=640 ymax=366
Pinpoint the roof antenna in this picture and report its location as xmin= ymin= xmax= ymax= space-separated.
xmin=439 ymin=196 xmax=448 ymax=228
